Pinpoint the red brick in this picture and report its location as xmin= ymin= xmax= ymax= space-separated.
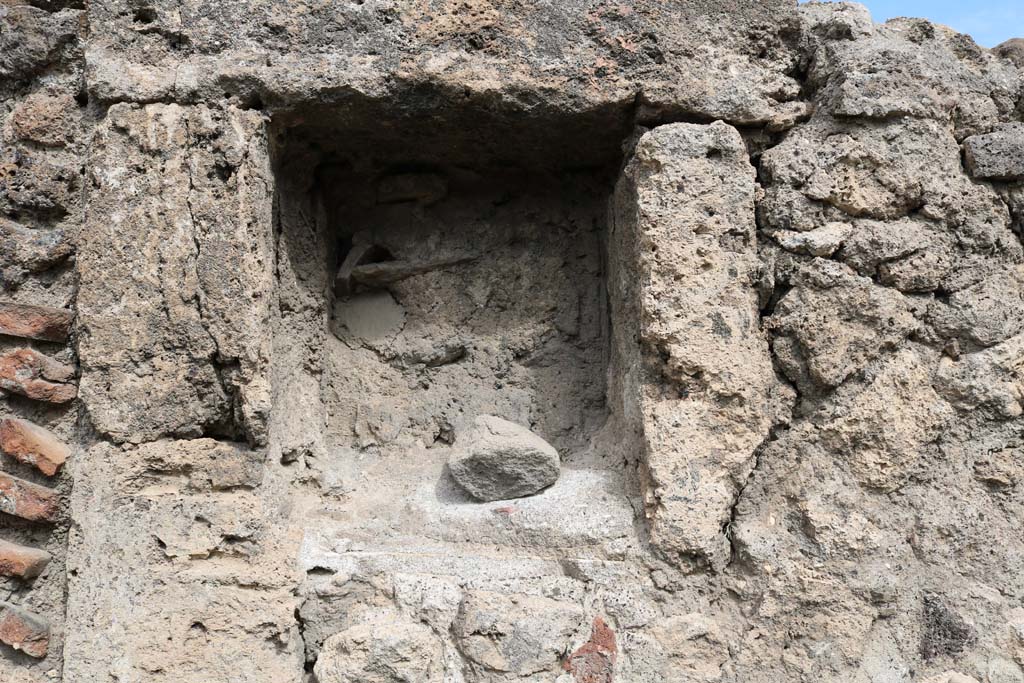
xmin=564 ymin=617 xmax=617 ymax=683
xmin=0 ymin=539 xmax=50 ymax=579
xmin=0 ymin=602 xmax=49 ymax=658
xmin=0 ymin=417 xmax=70 ymax=476
xmin=0 ymin=472 xmax=59 ymax=522
xmin=0 ymin=348 xmax=76 ymax=403
xmin=0 ymin=302 xmax=73 ymax=342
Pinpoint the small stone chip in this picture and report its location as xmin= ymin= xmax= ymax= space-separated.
xmin=773 ymin=223 xmax=850 ymax=257
xmin=448 ymin=415 xmax=560 ymax=502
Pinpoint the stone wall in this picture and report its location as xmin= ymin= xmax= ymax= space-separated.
xmin=1 ymin=1 xmax=1023 ymax=682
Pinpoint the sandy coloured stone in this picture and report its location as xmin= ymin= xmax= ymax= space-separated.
xmin=773 ymin=223 xmax=851 ymax=257
xmin=448 ymin=415 xmax=560 ymax=502
xmin=0 ymin=417 xmax=70 ymax=476
xmin=315 ymin=615 xmax=444 ymax=683
xmin=0 ymin=539 xmax=51 ymax=579
xmin=10 ymin=93 xmax=78 ymax=147
xmin=0 ymin=602 xmax=50 ymax=658
xmin=0 ymin=348 xmax=76 ymax=403
xmin=454 ymin=590 xmax=583 ymax=675
xmin=609 ymin=121 xmax=782 ymax=570
xmin=0 ymin=302 xmax=74 ymax=342
xmin=136 ymin=438 xmax=263 ymax=492
xmin=76 ymin=103 xmax=273 ymax=445
xmin=0 ymin=472 xmax=60 ymax=522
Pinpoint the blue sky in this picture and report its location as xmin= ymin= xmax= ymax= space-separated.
xmin=800 ymin=1 xmax=1023 ymax=47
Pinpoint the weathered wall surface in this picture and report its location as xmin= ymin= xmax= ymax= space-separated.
xmin=65 ymin=102 xmax=297 ymax=681
xmin=1 ymin=2 xmax=87 ymax=677
xmin=77 ymin=102 xmax=274 ymax=446
xmin=0 ymin=0 xmax=1023 ymax=682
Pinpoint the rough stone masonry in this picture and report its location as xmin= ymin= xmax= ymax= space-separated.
xmin=1 ymin=0 xmax=1023 ymax=681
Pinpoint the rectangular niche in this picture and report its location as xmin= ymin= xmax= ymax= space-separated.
xmin=322 ymin=164 xmax=610 ymax=464
xmin=270 ymin=98 xmax=636 ymax=495
xmin=270 ymin=103 xmax=641 ymax=667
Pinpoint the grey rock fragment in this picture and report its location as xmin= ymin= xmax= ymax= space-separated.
xmin=921 ymin=596 xmax=977 ymax=660
xmin=963 ymin=123 xmax=1024 ymax=180
xmin=0 ymin=5 xmax=82 ymax=84
xmin=0 ymin=219 xmax=73 ymax=290
xmin=922 ymin=674 xmax=981 ymax=683
xmin=773 ymin=222 xmax=850 ymax=256
xmin=396 ymin=339 xmax=466 ymax=368
xmin=806 ymin=16 xmax=1021 ymax=137
xmin=453 ymin=590 xmax=583 ymax=676
xmin=798 ymin=1 xmax=874 ymax=50
xmin=314 ymin=615 xmax=444 ymax=683
xmin=448 ymin=415 xmax=560 ymax=502
xmin=768 ymin=260 xmax=918 ymax=393
xmin=929 ymin=265 xmax=1024 ymax=347
xmin=934 ymin=333 xmax=1024 ymax=418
